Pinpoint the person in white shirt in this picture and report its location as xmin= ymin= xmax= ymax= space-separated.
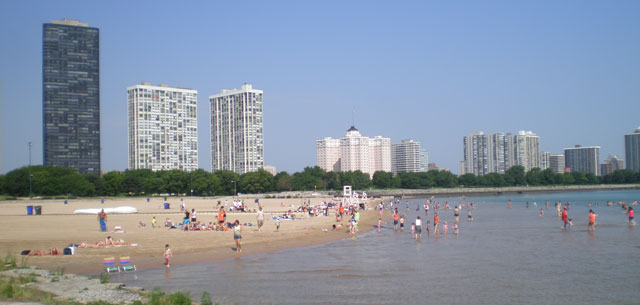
xmin=415 ymin=216 xmax=422 ymax=240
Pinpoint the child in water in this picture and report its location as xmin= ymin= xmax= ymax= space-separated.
xmin=453 ymin=222 xmax=459 ymax=235
xmin=426 ymin=220 xmax=431 ymax=236
xmin=411 ymin=222 xmax=415 ymax=238
xmin=443 ymin=221 xmax=448 ymax=235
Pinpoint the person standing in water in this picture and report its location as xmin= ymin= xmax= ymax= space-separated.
xmin=454 ymin=206 xmax=460 ymax=224
xmin=628 ymin=207 xmax=635 ymax=225
xmin=433 ymin=213 xmax=439 ymax=235
xmin=415 ymin=216 xmax=422 ymax=240
xmin=233 ymin=220 xmax=242 ymax=252
xmin=562 ymin=207 xmax=569 ymax=228
xmin=393 ymin=208 xmax=399 ymax=231
xmin=164 ymin=244 xmax=172 ymax=268
xmin=588 ymin=209 xmax=597 ymax=232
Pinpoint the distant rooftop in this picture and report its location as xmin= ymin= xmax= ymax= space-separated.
xmin=347 ymin=126 xmax=359 ymax=132
xmin=50 ymin=18 xmax=89 ymax=27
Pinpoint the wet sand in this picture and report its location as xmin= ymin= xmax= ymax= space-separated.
xmin=0 ymin=196 xmax=382 ymax=274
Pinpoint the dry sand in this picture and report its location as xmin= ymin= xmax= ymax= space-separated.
xmin=0 ymin=196 xmax=383 ymax=274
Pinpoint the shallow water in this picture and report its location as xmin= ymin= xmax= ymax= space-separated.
xmin=117 ymin=190 xmax=640 ymax=305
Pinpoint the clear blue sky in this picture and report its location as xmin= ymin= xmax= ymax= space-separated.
xmin=1 ymin=0 xmax=639 ymax=174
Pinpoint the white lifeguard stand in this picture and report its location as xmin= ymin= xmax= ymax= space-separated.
xmin=343 ymin=185 xmax=352 ymax=197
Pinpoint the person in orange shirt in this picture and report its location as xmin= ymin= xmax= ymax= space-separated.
xmin=393 ymin=209 xmax=399 ymax=231
xmin=339 ymin=204 xmax=345 ymax=221
xmin=588 ymin=209 xmax=597 ymax=232
xmin=562 ymin=207 xmax=568 ymax=228
xmin=218 ymin=207 xmax=226 ymax=226
xmin=433 ymin=213 xmax=439 ymax=235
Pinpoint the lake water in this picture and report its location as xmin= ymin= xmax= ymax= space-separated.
xmin=117 ymin=190 xmax=640 ymax=305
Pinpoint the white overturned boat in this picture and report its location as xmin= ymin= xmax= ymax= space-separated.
xmin=73 ymin=206 xmax=138 ymax=214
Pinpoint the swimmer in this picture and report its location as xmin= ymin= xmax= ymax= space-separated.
xmin=540 ymin=208 xmax=544 ymax=217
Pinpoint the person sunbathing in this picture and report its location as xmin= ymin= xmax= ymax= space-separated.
xmin=78 ymin=237 xmax=132 ymax=248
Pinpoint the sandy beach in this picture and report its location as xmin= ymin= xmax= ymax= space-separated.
xmin=0 ymin=196 xmax=382 ymax=274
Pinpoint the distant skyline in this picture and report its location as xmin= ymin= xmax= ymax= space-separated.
xmin=1 ymin=1 xmax=639 ymax=175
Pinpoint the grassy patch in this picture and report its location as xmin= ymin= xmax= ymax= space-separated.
xmin=99 ymin=272 xmax=111 ymax=284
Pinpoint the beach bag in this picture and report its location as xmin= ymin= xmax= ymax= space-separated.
xmin=63 ymin=248 xmax=73 ymax=255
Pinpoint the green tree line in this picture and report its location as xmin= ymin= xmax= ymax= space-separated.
xmin=0 ymin=165 xmax=639 ymax=197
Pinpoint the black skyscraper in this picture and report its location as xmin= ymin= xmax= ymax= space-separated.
xmin=43 ymin=19 xmax=100 ymax=174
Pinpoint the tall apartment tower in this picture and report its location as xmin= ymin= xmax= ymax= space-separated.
xmin=43 ymin=19 xmax=100 ymax=174
xmin=514 ymin=131 xmax=540 ymax=172
xmin=564 ymin=145 xmax=600 ymax=176
xmin=391 ymin=139 xmax=428 ymax=175
xmin=549 ymin=154 xmax=566 ymax=174
xmin=127 ymin=83 xmax=198 ymax=171
xmin=463 ymin=132 xmax=488 ymax=176
xmin=487 ymin=133 xmax=506 ymax=173
xmin=210 ymin=84 xmax=264 ymax=174
xmin=625 ymin=127 xmax=640 ymax=172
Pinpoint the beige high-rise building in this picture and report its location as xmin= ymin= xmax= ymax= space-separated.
xmin=127 ymin=83 xmax=198 ymax=171
xmin=316 ymin=126 xmax=391 ymax=177
xmin=600 ymin=155 xmax=624 ymax=176
xmin=549 ymin=154 xmax=565 ymax=174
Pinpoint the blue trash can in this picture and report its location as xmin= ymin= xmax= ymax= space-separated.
xmin=26 ymin=206 xmax=34 ymax=215
xmin=164 ymin=203 xmax=170 ymax=209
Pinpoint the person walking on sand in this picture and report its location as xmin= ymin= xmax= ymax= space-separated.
xmin=588 ymin=209 xmax=597 ymax=232
xmin=233 ymin=220 xmax=242 ymax=252
xmin=164 ymin=244 xmax=172 ymax=268
xmin=97 ymin=209 xmax=107 ymax=232
xmin=257 ymin=207 xmax=265 ymax=231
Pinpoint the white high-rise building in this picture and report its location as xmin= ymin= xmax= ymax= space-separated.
xmin=316 ymin=126 xmax=391 ymax=177
xmin=515 ymin=131 xmax=540 ymax=172
xmin=463 ymin=130 xmax=541 ymax=175
xmin=210 ymin=83 xmax=264 ymax=174
xmin=392 ymin=139 xmax=428 ymax=175
xmin=127 ymin=83 xmax=198 ymax=171
xmin=540 ymin=152 xmax=551 ymax=170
